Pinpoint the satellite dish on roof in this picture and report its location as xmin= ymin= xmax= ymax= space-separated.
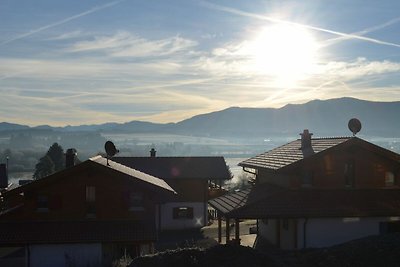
xmin=348 ymin=118 xmax=362 ymax=136
xmin=104 ymin=141 xmax=119 ymax=165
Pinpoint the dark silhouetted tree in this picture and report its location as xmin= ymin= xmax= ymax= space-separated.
xmin=33 ymin=143 xmax=64 ymax=179
xmin=46 ymin=143 xmax=64 ymax=171
xmin=33 ymin=155 xmax=55 ymax=179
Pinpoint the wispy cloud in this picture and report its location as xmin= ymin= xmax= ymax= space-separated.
xmin=321 ymin=57 xmax=400 ymax=80
xmin=67 ymin=31 xmax=198 ymax=57
xmin=200 ymin=1 xmax=400 ymax=48
xmin=0 ymin=0 xmax=125 ymax=46
xmin=47 ymin=30 xmax=85 ymax=40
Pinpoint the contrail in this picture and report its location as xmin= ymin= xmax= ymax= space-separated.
xmin=322 ymin=16 xmax=400 ymax=48
xmin=200 ymin=1 xmax=400 ymax=49
xmin=0 ymin=0 xmax=125 ymax=46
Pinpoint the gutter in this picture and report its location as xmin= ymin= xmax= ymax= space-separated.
xmin=242 ymin=167 xmax=257 ymax=175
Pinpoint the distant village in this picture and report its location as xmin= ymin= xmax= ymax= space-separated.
xmin=1 ymin=119 xmax=400 ymax=266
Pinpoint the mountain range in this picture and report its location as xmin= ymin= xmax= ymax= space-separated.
xmin=1 ymin=97 xmax=400 ymax=137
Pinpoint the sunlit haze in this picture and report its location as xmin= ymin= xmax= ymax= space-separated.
xmin=1 ymin=0 xmax=400 ymax=126
xmin=249 ymin=24 xmax=319 ymax=87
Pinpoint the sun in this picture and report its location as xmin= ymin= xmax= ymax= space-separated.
xmin=249 ymin=23 xmax=319 ymax=88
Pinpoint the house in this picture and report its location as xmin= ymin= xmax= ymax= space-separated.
xmin=0 ymin=155 xmax=176 ymax=267
xmin=113 ymin=149 xmax=232 ymax=230
xmin=209 ymin=130 xmax=400 ymax=249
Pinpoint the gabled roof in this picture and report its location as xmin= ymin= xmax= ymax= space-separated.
xmin=113 ymin=156 xmax=232 ymax=180
xmin=239 ymin=137 xmax=400 ymax=171
xmin=0 ymin=220 xmax=156 ymax=244
xmin=210 ymin=185 xmax=400 ymax=219
xmin=2 ymin=156 xmax=176 ymax=196
xmin=89 ymin=156 xmax=175 ymax=193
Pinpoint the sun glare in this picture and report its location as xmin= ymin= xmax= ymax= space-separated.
xmin=249 ymin=23 xmax=319 ymax=88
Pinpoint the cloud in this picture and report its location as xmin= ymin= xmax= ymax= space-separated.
xmin=0 ymin=81 xmax=229 ymax=126
xmin=200 ymin=1 xmax=400 ymax=49
xmin=47 ymin=30 xmax=84 ymax=40
xmin=67 ymin=31 xmax=198 ymax=58
xmin=321 ymin=57 xmax=400 ymax=80
xmin=0 ymin=0 xmax=125 ymax=46
xmin=2 ymin=23 xmax=400 ymax=126
xmin=0 ymin=57 xmax=184 ymax=82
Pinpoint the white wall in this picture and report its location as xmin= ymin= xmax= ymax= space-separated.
xmin=160 ymin=202 xmax=206 ymax=230
xmin=297 ymin=217 xmax=399 ymax=249
xmin=29 ymin=243 xmax=102 ymax=267
xmin=259 ymin=217 xmax=400 ymax=250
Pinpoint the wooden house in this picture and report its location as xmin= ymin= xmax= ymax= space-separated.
xmin=114 ymin=150 xmax=231 ymax=230
xmin=0 ymin=156 xmax=176 ymax=266
xmin=209 ymin=130 xmax=400 ymax=249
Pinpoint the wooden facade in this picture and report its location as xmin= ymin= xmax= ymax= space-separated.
xmin=2 ymin=164 xmax=165 ymax=222
xmin=210 ymin=132 xmax=400 ymax=249
xmin=113 ymin=155 xmax=231 ymax=229
xmin=0 ymin=156 xmax=176 ymax=265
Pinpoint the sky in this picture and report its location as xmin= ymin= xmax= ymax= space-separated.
xmin=1 ymin=0 xmax=400 ymax=126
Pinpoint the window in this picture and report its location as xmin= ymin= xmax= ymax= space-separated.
xmin=86 ymin=186 xmax=96 ymax=218
xmin=302 ymin=171 xmax=313 ymax=187
xmin=129 ymin=192 xmax=144 ymax=211
xmin=385 ymin=172 xmax=395 ymax=187
xmin=324 ymin=155 xmax=334 ymax=175
xmin=173 ymin=207 xmax=194 ymax=219
xmin=86 ymin=186 xmax=96 ymax=202
xmin=344 ymin=160 xmax=355 ymax=188
xmin=37 ymin=195 xmax=48 ymax=212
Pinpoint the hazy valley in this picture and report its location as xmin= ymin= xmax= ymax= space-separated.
xmin=1 ymin=97 xmax=400 ymax=183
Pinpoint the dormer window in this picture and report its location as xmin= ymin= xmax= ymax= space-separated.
xmin=344 ymin=160 xmax=355 ymax=188
xmin=385 ymin=172 xmax=395 ymax=187
xmin=86 ymin=186 xmax=96 ymax=218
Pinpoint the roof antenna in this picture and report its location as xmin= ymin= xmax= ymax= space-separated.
xmin=348 ymin=118 xmax=362 ymax=136
xmin=104 ymin=141 xmax=119 ymax=166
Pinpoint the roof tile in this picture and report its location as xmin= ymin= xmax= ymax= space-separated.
xmin=239 ymin=137 xmax=350 ymax=170
xmin=113 ymin=156 xmax=231 ymax=180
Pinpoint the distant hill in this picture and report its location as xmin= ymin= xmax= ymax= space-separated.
xmin=2 ymin=97 xmax=400 ymax=137
xmin=0 ymin=122 xmax=30 ymax=131
xmin=172 ymin=97 xmax=400 ymax=137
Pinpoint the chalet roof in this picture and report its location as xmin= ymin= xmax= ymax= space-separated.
xmin=2 ymin=156 xmax=176 ymax=197
xmin=240 ymin=136 xmax=400 ymax=171
xmin=89 ymin=156 xmax=175 ymax=193
xmin=0 ymin=220 xmax=156 ymax=245
xmin=240 ymin=137 xmax=351 ymax=170
xmin=209 ymin=185 xmax=400 ymax=219
xmin=113 ymin=156 xmax=232 ymax=180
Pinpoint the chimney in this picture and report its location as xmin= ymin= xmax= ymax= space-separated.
xmin=0 ymin=163 xmax=8 ymax=189
xmin=150 ymin=148 xmax=156 ymax=158
xmin=66 ymin=148 xmax=77 ymax=168
xmin=300 ymin=129 xmax=313 ymax=149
